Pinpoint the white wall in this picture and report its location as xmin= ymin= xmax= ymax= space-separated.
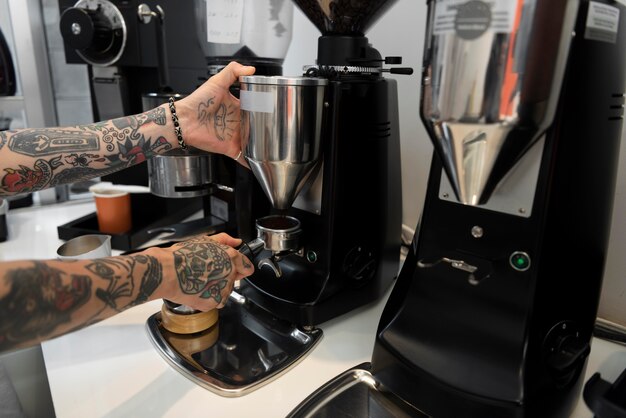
xmin=601 ymin=125 xmax=626 ymax=324
xmin=282 ymin=0 xmax=626 ymax=325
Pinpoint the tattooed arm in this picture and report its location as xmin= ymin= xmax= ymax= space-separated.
xmin=0 ymin=233 xmax=253 ymax=353
xmin=0 ymin=62 xmax=255 ymax=196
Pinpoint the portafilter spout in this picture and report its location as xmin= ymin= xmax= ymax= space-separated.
xmin=239 ymin=76 xmax=328 ymax=210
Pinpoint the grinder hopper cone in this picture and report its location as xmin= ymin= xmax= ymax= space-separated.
xmin=239 ymin=75 xmax=328 ymax=210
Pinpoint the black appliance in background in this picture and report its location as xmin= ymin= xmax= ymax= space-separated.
xmin=57 ymin=0 xmax=228 ymax=248
xmin=59 ymin=0 xmax=206 ymax=120
xmin=0 ymin=26 xmax=16 ymax=97
xmin=57 ymin=0 xmax=295 ymax=249
xmin=58 ymin=0 xmax=207 ymax=186
xmin=0 ymin=27 xmax=16 ymax=97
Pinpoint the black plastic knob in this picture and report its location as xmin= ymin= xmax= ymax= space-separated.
xmin=59 ymin=2 xmax=126 ymax=66
xmin=60 ymin=8 xmax=96 ymax=50
xmin=342 ymin=246 xmax=377 ymax=282
xmin=547 ymin=335 xmax=591 ymax=373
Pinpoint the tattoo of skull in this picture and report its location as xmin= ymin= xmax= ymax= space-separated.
xmin=173 ymin=241 xmax=232 ymax=303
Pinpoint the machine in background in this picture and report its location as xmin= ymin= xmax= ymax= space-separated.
xmin=288 ymin=0 xmax=626 ymax=417
xmin=57 ymin=0 xmax=211 ymax=247
xmin=57 ymin=0 xmax=294 ymax=247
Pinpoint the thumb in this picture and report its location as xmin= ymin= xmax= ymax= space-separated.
xmin=211 ymin=61 xmax=256 ymax=89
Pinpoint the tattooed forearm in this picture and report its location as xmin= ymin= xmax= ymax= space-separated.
xmin=87 ymin=257 xmax=136 ymax=311
xmin=173 ymin=241 xmax=231 ymax=302
xmin=0 ymin=107 xmax=172 ymax=195
xmin=0 ymin=262 xmax=92 ymax=351
xmin=0 ymin=251 xmax=165 ymax=352
xmin=84 ymin=254 xmax=162 ymax=310
xmin=143 ymin=107 xmax=167 ymax=126
xmin=84 ymin=107 xmax=166 ymax=134
xmin=130 ymin=255 xmax=163 ymax=306
xmin=9 ymin=129 xmax=99 ymax=156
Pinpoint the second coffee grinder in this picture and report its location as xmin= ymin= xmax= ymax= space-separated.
xmin=288 ymin=0 xmax=626 ymax=417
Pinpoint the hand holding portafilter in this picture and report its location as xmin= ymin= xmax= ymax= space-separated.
xmin=160 ymin=235 xmax=263 ymax=334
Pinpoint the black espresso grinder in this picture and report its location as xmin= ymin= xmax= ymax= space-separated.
xmin=145 ymin=0 xmax=410 ymax=398
xmin=289 ymin=1 xmax=626 ymax=417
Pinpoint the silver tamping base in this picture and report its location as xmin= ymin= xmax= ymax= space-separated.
xmin=146 ymin=290 xmax=322 ymax=397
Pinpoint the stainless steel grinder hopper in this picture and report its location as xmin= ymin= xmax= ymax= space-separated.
xmin=239 ymin=75 xmax=329 ymax=210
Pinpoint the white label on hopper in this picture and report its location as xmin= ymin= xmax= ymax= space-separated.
xmin=240 ymin=90 xmax=274 ymax=113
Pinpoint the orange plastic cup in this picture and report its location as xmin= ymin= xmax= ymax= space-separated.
xmin=92 ymin=190 xmax=132 ymax=234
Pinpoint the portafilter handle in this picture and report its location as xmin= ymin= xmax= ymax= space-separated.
xmin=237 ymin=238 xmax=265 ymax=260
xmin=239 ymin=237 xmax=284 ymax=278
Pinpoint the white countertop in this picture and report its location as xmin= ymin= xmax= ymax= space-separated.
xmin=1 ymin=200 xmax=625 ymax=418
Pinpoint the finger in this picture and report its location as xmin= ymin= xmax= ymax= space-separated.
xmin=211 ymin=61 xmax=256 ymax=90
xmin=238 ymin=254 xmax=255 ymax=277
xmin=209 ymin=233 xmax=242 ymax=248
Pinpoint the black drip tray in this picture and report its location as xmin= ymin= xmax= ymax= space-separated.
xmin=57 ymin=194 xmax=203 ymax=251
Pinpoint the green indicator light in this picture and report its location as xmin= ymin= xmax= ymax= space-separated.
xmin=510 ymin=252 xmax=530 ymax=271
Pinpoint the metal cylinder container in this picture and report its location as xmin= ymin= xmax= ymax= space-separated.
xmin=147 ymin=147 xmax=214 ymax=198
xmin=239 ymin=75 xmax=328 ymax=209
